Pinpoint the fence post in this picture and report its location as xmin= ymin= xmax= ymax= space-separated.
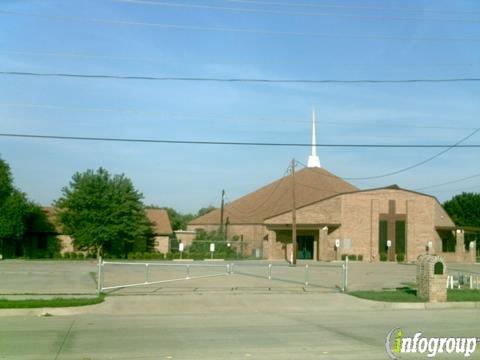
xmin=97 ymin=256 xmax=103 ymax=294
xmin=186 ymin=264 xmax=191 ymax=280
xmin=145 ymin=263 xmax=149 ymax=284
xmin=344 ymin=257 xmax=349 ymax=292
xmin=227 ymin=263 xmax=230 ymax=275
xmin=341 ymin=264 xmax=345 ymax=292
xmin=305 ymin=264 xmax=309 ymax=287
xmin=231 ymin=263 xmax=235 ymax=274
xmin=268 ymin=264 xmax=272 ymax=280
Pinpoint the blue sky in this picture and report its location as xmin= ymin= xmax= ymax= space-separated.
xmin=0 ymin=0 xmax=479 ymax=214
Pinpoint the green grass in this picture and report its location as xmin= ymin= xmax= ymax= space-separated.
xmin=349 ymin=288 xmax=480 ymax=303
xmin=448 ymin=289 xmax=480 ymax=302
xmin=0 ymin=294 xmax=105 ymax=309
xmin=349 ymin=287 xmax=422 ymax=302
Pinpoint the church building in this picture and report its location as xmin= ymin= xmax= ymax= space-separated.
xmin=188 ymin=112 xmax=475 ymax=263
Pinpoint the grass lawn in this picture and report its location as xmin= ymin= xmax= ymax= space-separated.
xmin=0 ymin=294 xmax=105 ymax=309
xmin=349 ymin=288 xmax=480 ymax=303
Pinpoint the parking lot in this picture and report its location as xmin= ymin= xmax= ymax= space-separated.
xmin=1 ymin=260 xmax=480 ymax=359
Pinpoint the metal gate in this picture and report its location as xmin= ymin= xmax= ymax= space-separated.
xmin=98 ymin=259 xmax=231 ymax=293
xmin=97 ymin=259 xmax=349 ymax=294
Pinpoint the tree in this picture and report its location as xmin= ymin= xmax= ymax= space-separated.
xmin=148 ymin=206 xmax=194 ymax=231
xmin=0 ymin=157 xmax=13 ymax=203
xmin=188 ymin=229 xmax=237 ymax=260
xmin=443 ymin=192 xmax=480 ymax=228
xmin=163 ymin=207 xmax=194 ymax=231
xmin=0 ymin=157 xmax=56 ymax=258
xmin=55 ymin=168 xmax=154 ymax=258
xmin=0 ymin=157 xmax=30 ymax=257
xmin=196 ymin=205 xmax=216 ymax=217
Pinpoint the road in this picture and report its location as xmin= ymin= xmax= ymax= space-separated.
xmin=1 ymin=293 xmax=479 ymax=359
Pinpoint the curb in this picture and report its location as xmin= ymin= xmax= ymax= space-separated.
xmin=349 ymin=296 xmax=480 ymax=310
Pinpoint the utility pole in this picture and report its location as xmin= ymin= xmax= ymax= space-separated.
xmin=291 ymin=158 xmax=297 ymax=266
xmin=220 ymin=189 xmax=225 ymax=239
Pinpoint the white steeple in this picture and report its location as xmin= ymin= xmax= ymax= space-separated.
xmin=307 ymin=109 xmax=321 ymax=168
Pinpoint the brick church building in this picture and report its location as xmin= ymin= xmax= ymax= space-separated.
xmin=189 ymin=112 xmax=476 ymax=263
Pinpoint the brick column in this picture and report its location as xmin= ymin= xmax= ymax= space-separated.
xmin=456 ymin=229 xmax=465 ymax=262
xmin=319 ymin=227 xmax=329 ymax=261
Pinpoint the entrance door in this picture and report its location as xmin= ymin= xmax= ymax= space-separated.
xmin=297 ymin=235 xmax=314 ymax=260
xmin=378 ymin=220 xmax=406 ymax=261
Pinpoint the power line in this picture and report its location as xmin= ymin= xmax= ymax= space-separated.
xmin=112 ymin=0 xmax=480 ymax=23
xmin=0 ymin=50 xmax=168 ymax=63
xmin=427 ymin=185 xmax=480 ymax=194
xmin=1 ymin=103 xmax=476 ymax=133
xmin=223 ymin=0 xmax=480 ymax=15
xmin=2 ymin=71 xmax=480 ymax=84
xmin=345 ymin=128 xmax=480 ymax=180
xmin=298 ymin=127 xmax=480 ymax=181
xmin=414 ymin=171 xmax=480 ymax=191
xmin=223 ymin=167 xmax=290 ymax=217
xmin=2 ymin=50 xmax=478 ymax=69
xmin=2 ymin=132 xmax=480 ymax=148
xmin=1 ymin=10 xmax=480 ymax=42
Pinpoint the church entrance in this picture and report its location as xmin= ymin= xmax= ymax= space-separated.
xmin=297 ymin=235 xmax=314 ymax=260
xmin=379 ymin=200 xmax=406 ymax=261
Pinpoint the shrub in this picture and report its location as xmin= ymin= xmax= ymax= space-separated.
xmin=396 ymin=253 xmax=405 ymax=262
xmin=348 ymin=255 xmax=357 ymax=261
xmin=63 ymin=252 xmax=71 ymax=259
xmin=143 ymin=252 xmax=152 ymax=260
xmin=70 ymin=252 xmax=77 ymax=260
xmin=357 ymin=255 xmax=363 ymax=261
xmin=76 ymin=253 xmax=85 ymax=260
xmin=341 ymin=254 xmax=347 ymax=261
xmin=151 ymin=252 xmax=162 ymax=260
xmin=127 ymin=252 xmax=135 ymax=260
xmin=134 ymin=252 xmax=143 ymax=260
xmin=380 ymin=253 xmax=388 ymax=262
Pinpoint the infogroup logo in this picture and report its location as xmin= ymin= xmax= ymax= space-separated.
xmin=385 ymin=328 xmax=478 ymax=359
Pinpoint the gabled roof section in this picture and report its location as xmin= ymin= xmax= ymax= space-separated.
xmin=146 ymin=209 xmax=173 ymax=235
xmin=43 ymin=207 xmax=173 ymax=236
xmin=189 ymin=167 xmax=358 ymax=225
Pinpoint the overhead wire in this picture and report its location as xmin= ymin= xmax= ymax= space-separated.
xmin=2 ymin=70 xmax=480 ymax=84
xmin=414 ymin=171 xmax=480 ymax=191
xmin=0 ymin=103 xmax=476 ymax=131
xmin=223 ymin=0 xmax=480 ymax=15
xmin=1 ymin=10 xmax=480 ymax=42
xmin=2 ymin=50 xmax=478 ymax=69
xmin=222 ymin=166 xmax=290 ymax=217
xmin=2 ymin=132 xmax=480 ymax=148
xmin=111 ymin=0 xmax=480 ymax=23
xmin=294 ymin=126 xmax=480 ymax=180
xmin=298 ymin=127 xmax=480 ymax=181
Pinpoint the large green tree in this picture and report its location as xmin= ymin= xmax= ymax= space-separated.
xmin=0 ymin=157 xmax=56 ymax=258
xmin=443 ymin=192 xmax=480 ymax=228
xmin=158 ymin=207 xmax=194 ymax=231
xmin=55 ymin=168 xmax=154 ymax=258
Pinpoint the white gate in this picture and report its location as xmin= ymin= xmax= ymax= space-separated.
xmin=98 ymin=259 xmax=231 ymax=293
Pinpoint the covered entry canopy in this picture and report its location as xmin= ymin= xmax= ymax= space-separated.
xmin=266 ymin=224 xmax=341 ymax=261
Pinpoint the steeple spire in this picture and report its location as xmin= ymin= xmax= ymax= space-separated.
xmin=307 ymin=109 xmax=321 ymax=168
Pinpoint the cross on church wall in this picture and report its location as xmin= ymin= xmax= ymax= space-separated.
xmin=379 ymin=200 xmax=406 ymax=260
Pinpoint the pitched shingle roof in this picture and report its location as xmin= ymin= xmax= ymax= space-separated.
xmin=189 ymin=167 xmax=358 ymax=225
xmin=146 ymin=208 xmax=173 ymax=235
xmin=42 ymin=207 xmax=173 ymax=236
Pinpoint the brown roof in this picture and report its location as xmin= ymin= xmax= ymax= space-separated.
xmin=189 ymin=167 xmax=358 ymax=225
xmin=42 ymin=207 xmax=63 ymax=233
xmin=146 ymin=208 xmax=173 ymax=235
xmin=42 ymin=207 xmax=173 ymax=236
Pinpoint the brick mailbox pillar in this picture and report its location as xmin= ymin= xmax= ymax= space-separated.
xmin=416 ymin=255 xmax=447 ymax=303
